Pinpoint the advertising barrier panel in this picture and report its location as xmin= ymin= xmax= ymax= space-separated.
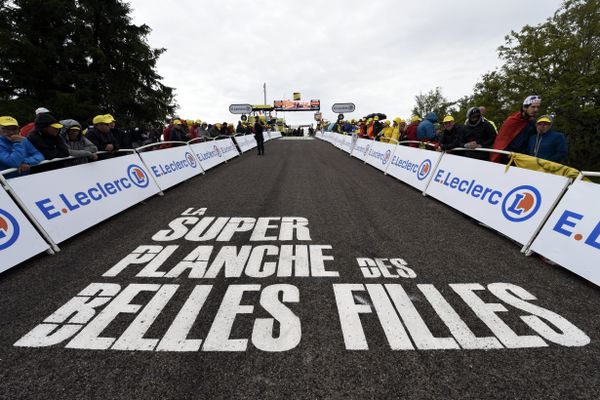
xmin=350 ymin=138 xmax=374 ymax=162
xmin=529 ymin=180 xmax=600 ymax=286
xmin=424 ymin=153 xmax=570 ymax=245
xmin=340 ymin=134 xmax=355 ymax=154
xmin=0 ymin=186 xmax=50 ymax=273
xmin=269 ymin=131 xmax=282 ymax=139
xmin=386 ymin=146 xmax=442 ymax=191
xmin=137 ymin=145 xmax=204 ymax=191
xmin=363 ymin=140 xmax=396 ymax=172
xmin=7 ymin=154 xmax=160 ymax=244
xmin=233 ymin=135 xmax=258 ymax=153
xmin=190 ymin=138 xmax=239 ymax=172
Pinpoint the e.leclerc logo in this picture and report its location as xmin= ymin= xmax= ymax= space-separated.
xmin=127 ymin=164 xmax=150 ymax=188
xmin=501 ymin=185 xmax=542 ymax=222
xmin=389 ymin=156 xmax=433 ymax=181
xmin=35 ymin=164 xmax=151 ymax=220
xmin=214 ymin=145 xmax=222 ymax=158
xmin=0 ymin=209 xmax=21 ymax=250
xmin=433 ymin=169 xmax=543 ymax=223
xmin=417 ymin=159 xmax=432 ymax=181
xmin=185 ymin=152 xmax=197 ymax=168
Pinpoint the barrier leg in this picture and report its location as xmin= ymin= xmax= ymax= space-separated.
xmin=0 ymin=174 xmax=60 ymax=253
xmin=134 ymin=150 xmax=165 ymax=196
xmin=421 ymin=152 xmax=445 ymax=196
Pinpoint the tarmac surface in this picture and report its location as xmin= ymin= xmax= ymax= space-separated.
xmin=1 ymin=138 xmax=599 ymax=399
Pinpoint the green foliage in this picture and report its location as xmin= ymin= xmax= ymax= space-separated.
xmin=454 ymin=0 xmax=600 ymax=170
xmin=0 ymin=0 xmax=176 ymax=128
xmin=411 ymin=87 xmax=456 ymax=119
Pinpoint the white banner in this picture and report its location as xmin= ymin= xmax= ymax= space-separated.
xmin=363 ymin=140 xmax=396 ymax=172
xmin=137 ymin=146 xmax=204 ymax=191
xmin=269 ymin=131 xmax=282 ymax=139
xmin=386 ymin=146 xmax=443 ymax=191
xmin=425 ymin=153 xmax=570 ymax=245
xmin=350 ymin=138 xmax=374 ymax=162
xmin=233 ymin=135 xmax=258 ymax=153
xmin=0 ymin=185 xmax=50 ymax=273
xmin=7 ymin=154 xmax=160 ymax=244
xmin=190 ymin=138 xmax=239 ymax=172
xmin=530 ymin=180 xmax=600 ymax=286
xmin=340 ymin=134 xmax=355 ymax=154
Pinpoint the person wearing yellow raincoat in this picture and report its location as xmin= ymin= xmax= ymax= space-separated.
xmin=390 ymin=117 xmax=405 ymax=143
xmin=379 ymin=120 xmax=393 ymax=142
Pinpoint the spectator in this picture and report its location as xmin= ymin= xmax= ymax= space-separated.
xmin=86 ymin=114 xmax=120 ymax=155
xmin=404 ymin=116 xmax=421 ymax=146
xmin=0 ymin=116 xmax=44 ymax=177
xmin=170 ymin=119 xmax=189 ymax=141
xmin=491 ymin=95 xmax=540 ymax=162
xmin=366 ymin=118 xmax=374 ymax=139
xmin=209 ymin=123 xmax=224 ymax=138
xmin=479 ymin=106 xmax=497 ymax=133
xmin=379 ymin=120 xmax=393 ymax=142
xmin=439 ymin=116 xmax=464 ymax=151
xmin=236 ymin=121 xmax=245 ymax=134
xmin=528 ymin=115 xmax=568 ymax=163
xmin=27 ymin=112 xmax=70 ymax=160
xmin=254 ymin=118 xmax=265 ymax=155
xmin=461 ymin=107 xmax=497 ymax=160
xmin=105 ymin=114 xmax=130 ymax=149
xmin=199 ymin=122 xmax=209 ymax=138
xmin=417 ymin=112 xmax=438 ymax=142
xmin=19 ymin=107 xmax=50 ymax=137
xmin=60 ymin=119 xmax=98 ymax=165
xmin=373 ymin=116 xmax=383 ymax=138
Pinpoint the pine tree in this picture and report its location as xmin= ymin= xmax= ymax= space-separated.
xmin=0 ymin=0 xmax=176 ymax=128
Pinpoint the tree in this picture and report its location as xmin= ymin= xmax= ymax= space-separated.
xmin=411 ymin=87 xmax=456 ymax=120
xmin=462 ymin=0 xmax=600 ymax=170
xmin=0 ymin=0 xmax=176 ymax=128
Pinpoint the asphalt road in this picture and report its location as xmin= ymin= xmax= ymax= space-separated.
xmin=1 ymin=138 xmax=599 ymax=400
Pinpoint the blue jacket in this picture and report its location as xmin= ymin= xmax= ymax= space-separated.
xmin=0 ymin=136 xmax=45 ymax=177
xmin=528 ymin=129 xmax=568 ymax=163
xmin=416 ymin=112 xmax=438 ymax=140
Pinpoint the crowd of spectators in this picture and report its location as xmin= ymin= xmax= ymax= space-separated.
xmin=322 ymin=95 xmax=569 ymax=164
xmin=0 ymin=107 xmax=275 ymax=177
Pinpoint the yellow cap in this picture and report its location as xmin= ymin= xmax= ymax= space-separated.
xmin=50 ymin=123 xmax=64 ymax=129
xmin=383 ymin=120 xmax=390 ymax=126
xmin=411 ymin=116 xmax=421 ymax=122
xmin=0 ymin=116 xmax=19 ymax=127
xmin=68 ymin=126 xmax=81 ymax=131
xmin=537 ymin=115 xmax=552 ymax=124
xmin=442 ymin=115 xmax=455 ymax=123
xmin=374 ymin=116 xmax=379 ymax=121
xmin=173 ymin=119 xmax=183 ymax=125
xmin=105 ymin=114 xmax=116 ymax=123
xmin=93 ymin=114 xmax=113 ymax=125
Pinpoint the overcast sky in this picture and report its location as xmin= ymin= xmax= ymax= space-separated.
xmin=127 ymin=0 xmax=563 ymax=126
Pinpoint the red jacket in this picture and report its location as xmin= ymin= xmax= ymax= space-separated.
xmin=405 ymin=122 xmax=419 ymax=147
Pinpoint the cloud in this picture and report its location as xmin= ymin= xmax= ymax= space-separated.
xmin=128 ymin=0 xmax=563 ymax=125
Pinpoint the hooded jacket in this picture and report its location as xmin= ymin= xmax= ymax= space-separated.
xmin=60 ymin=119 xmax=98 ymax=165
xmin=528 ymin=129 xmax=568 ymax=163
xmin=416 ymin=112 xmax=438 ymax=141
xmin=439 ymin=124 xmax=465 ymax=151
xmin=27 ymin=129 xmax=69 ymax=160
xmin=462 ymin=109 xmax=497 ymax=160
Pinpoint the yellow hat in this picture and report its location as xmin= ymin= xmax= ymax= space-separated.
xmin=537 ymin=115 xmax=552 ymax=124
xmin=0 ymin=116 xmax=19 ymax=127
xmin=374 ymin=116 xmax=379 ymax=121
xmin=92 ymin=114 xmax=113 ymax=124
xmin=195 ymin=119 xmax=202 ymax=124
xmin=105 ymin=114 xmax=116 ymax=123
xmin=383 ymin=120 xmax=390 ymax=126
xmin=50 ymin=123 xmax=64 ymax=129
xmin=411 ymin=116 xmax=421 ymax=122
xmin=173 ymin=119 xmax=183 ymax=125
xmin=442 ymin=115 xmax=455 ymax=123
xmin=67 ymin=125 xmax=81 ymax=131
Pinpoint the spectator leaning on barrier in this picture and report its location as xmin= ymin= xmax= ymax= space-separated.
xmin=379 ymin=120 xmax=393 ymax=142
xmin=528 ymin=115 xmax=568 ymax=163
xmin=19 ymin=107 xmax=50 ymax=137
xmin=417 ymin=112 xmax=438 ymax=143
xmin=439 ymin=115 xmax=464 ymax=152
xmin=461 ymin=107 xmax=497 ymax=160
xmin=60 ymin=119 xmax=98 ymax=165
xmin=170 ymin=119 xmax=189 ymax=142
xmin=27 ymin=112 xmax=69 ymax=160
xmin=86 ymin=114 xmax=120 ymax=155
xmin=491 ymin=95 xmax=540 ymax=162
xmin=479 ymin=106 xmax=497 ymax=133
xmin=0 ymin=116 xmax=44 ymax=177
xmin=404 ymin=116 xmax=421 ymax=146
